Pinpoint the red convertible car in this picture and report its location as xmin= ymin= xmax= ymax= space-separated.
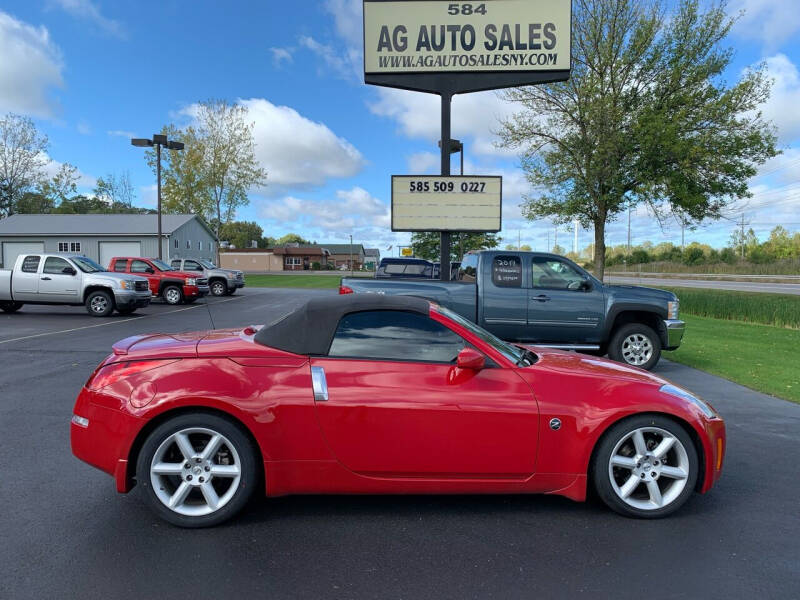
xmin=71 ymin=295 xmax=725 ymax=527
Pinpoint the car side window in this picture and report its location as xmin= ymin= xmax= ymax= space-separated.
xmin=184 ymin=260 xmax=202 ymax=271
xmin=531 ymin=257 xmax=586 ymax=290
xmin=21 ymin=256 xmax=41 ymax=273
xmin=170 ymin=260 xmax=182 ymax=269
xmin=114 ymin=260 xmax=128 ymax=272
xmin=130 ymin=260 xmax=150 ymax=273
xmin=328 ymin=310 xmax=464 ymax=363
xmin=491 ymin=256 xmax=522 ymax=288
xmin=458 ymin=254 xmax=478 ymax=282
xmin=43 ymin=257 xmax=71 ymax=274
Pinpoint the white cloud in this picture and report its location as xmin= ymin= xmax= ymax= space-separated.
xmin=269 ymin=47 xmax=293 ymax=67
xmin=238 ymin=98 xmax=366 ymax=189
xmin=730 ymin=0 xmax=800 ymax=52
xmin=407 ymin=151 xmax=439 ymax=174
xmin=258 ymin=186 xmax=389 ymax=235
xmin=369 ymin=88 xmax=517 ymax=157
xmin=107 ymin=129 xmax=135 ymax=138
xmin=0 ymin=11 xmax=63 ymax=118
xmin=76 ymin=120 xmax=91 ymax=135
xmin=298 ymin=0 xmax=362 ymax=82
xmin=760 ymin=54 xmax=800 ymax=144
xmin=48 ymin=0 xmax=125 ymax=38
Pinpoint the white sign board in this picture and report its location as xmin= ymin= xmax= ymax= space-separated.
xmin=364 ymin=0 xmax=571 ymax=75
xmin=392 ymin=176 xmax=502 ymax=232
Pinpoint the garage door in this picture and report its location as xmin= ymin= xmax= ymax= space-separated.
xmin=99 ymin=241 xmax=142 ymax=269
xmin=1 ymin=242 xmax=45 ymax=269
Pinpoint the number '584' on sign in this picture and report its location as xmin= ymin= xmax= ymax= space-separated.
xmin=447 ymin=3 xmax=488 ymax=15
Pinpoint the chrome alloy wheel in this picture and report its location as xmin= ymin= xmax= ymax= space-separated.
xmin=164 ymin=287 xmax=181 ymax=304
xmin=621 ymin=333 xmax=653 ymax=366
xmin=608 ymin=426 xmax=690 ymax=511
xmin=150 ymin=427 xmax=242 ymax=517
xmin=90 ymin=295 xmax=109 ymax=314
xmin=210 ymin=281 xmax=226 ymax=296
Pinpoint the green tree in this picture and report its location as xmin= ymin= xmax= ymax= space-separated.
xmin=16 ymin=192 xmax=54 ymax=213
xmin=763 ymin=226 xmax=793 ymax=259
xmin=0 ymin=113 xmax=49 ymax=216
xmin=729 ymin=227 xmax=759 ymax=258
xmin=42 ymin=162 xmax=79 ymax=206
xmin=499 ymin=0 xmax=778 ymax=279
xmin=275 ymin=233 xmax=311 ymax=246
xmin=93 ymin=171 xmax=134 ymax=210
xmin=219 ymin=220 xmax=264 ymax=249
xmin=411 ymin=232 xmax=501 ymax=262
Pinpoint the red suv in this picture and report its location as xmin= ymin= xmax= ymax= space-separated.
xmin=108 ymin=257 xmax=210 ymax=305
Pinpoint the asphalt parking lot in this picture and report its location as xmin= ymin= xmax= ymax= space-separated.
xmin=1 ymin=288 xmax=798 ymax=599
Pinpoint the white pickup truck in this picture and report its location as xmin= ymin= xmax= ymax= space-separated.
xmin=0 ymin=253 xmax=152 ymax=317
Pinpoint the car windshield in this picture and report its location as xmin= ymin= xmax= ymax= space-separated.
xmin=198 ymin=259 xmax=217 ymax=269
xmin=433 ymin=305 xmax=535 ymax=366
xmin=151 ymin=259 xmax=174 ymax=271
xmin=71 ymin=256 xmax=105 ymax=273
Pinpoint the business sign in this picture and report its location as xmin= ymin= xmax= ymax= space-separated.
xmin=392 ymin=175 xmax=502 ymax=232
xmin=364 ymin=0 xmax=572 ymax=93
xmin=400 ymin=247 xmax=414 ymax=256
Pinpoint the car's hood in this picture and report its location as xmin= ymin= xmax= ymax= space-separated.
xmin=605 ymin=284 xmax=677 ymax=302
xmin=166 ymin=270 xmax=202 ymax=280
xmin=523 ymin=346 xmax=669 ymax=386
xmin=87 ymin=272 xmax=149 ymax=283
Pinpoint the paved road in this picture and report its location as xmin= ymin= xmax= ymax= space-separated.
xmin=606 ymin=275 xmax=800 ymax=295
xmin=1 ymin=288 xmax=798 ymax=599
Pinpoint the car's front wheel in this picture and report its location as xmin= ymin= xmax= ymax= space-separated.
xmin=85 ymin=290 xmax=114 ymax=317
xmin=0 ymin=301 xmax=23 ymax=313
xmin=210 ymin=280 xmax=227 ymax=297
xmin=136 ymin=413 xmax=259 ymax=527
xmin=608 ymin=323 xmax=661 ymax=370
xmin=593 ymin=415 xmax=698 ymax=518
xmin=162 ymin=285 xmax=183 ymax=305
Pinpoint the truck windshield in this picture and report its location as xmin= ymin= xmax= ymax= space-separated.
xmin=151 ymin=259 xmax=174 ymax=271
xmin=434 ymin=305 xmax=535 ymax=367
xmin=72 ymin=256 xmax=105 ymax=273
xmin=198 ymin=259 xmax=217 ymax=269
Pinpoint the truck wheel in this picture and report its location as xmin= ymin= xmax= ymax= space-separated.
xmin=85 ymin=291 xmax=114 ymax=317
xmin=0 ymin=301 xmax=23 ymax=313
xmin=608 ymin=323 xmax=661 ymax=370
xmin=210 ymin=280 xmax=227 ymax=297
xmin=163 ymin=285 xmax=184 ymax=305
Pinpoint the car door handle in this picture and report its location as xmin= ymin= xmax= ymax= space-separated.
xmin=311 ymin=366 xmax=328 ymax=401
xmin=531 ymin=295 xmax=551 ymax=302
xmin=41 ymin=277 xmax=52 ymax=281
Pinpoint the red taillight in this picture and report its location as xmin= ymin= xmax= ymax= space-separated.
xmin=339 ymin=285 xmax=354 ymax=295
xmin=86 ymin=359 xmax=178 ymax=390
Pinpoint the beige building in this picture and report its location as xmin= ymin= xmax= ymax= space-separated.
xmin=219 ymin=249 xmax=283 ymax=273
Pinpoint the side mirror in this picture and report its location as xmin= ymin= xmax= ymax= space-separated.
xmin=456 ymin=347 xmax=485 ymax=371
xmin=62 ymin=266 xmax=77 ymax=276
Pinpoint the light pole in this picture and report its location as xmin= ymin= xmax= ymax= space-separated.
xmin=131 ymin=135 xmax=184 ymax=260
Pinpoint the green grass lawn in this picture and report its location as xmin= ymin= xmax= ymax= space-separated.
xmin=661 ymin=287 xmax=800 ymax=329
xmin=665 ymin=314 xmax=800 ymax=403
xmin=246 ymin=274 xmax=343 ymax=288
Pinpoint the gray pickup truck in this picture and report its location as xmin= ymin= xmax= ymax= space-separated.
xmin=0 ymin=253 xmax=152 ymax=317
xmin=341 ymin=250 xmax=685 ymax=370
xmin=169 ymin=258 xmax=245 ymax=297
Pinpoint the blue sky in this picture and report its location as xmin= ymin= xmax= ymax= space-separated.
xmin=1 ymin=0 xmax=799 ymax=255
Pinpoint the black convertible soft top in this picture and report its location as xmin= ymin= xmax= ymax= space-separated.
xmin=254 ymin=294 xmax=432 ymax=356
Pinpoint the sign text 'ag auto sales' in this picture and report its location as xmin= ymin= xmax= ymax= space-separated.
xmin=364 ymin=1 xmax=571 ymax=75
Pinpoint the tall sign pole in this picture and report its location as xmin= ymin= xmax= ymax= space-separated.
xmin=156 ymin=143 xmax=162 ymax=260
xmin=440 ymin=91 xmax=452 ymax=280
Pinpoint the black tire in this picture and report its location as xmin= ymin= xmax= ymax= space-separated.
xmin=608 ymin=323 xmax=661 ymax=370
xmin=593 ymin=414 xmax=698 ymax=519
xmin=162 ymin=285 xmax=184 ymax=305
xmin=135 ymin=413 xmax=259 ymax=528
xmin=85 ymin=290 xmax=114 ymax=317
xmin=0 ymin=301 xmax=23 ymax=313
xmin=209 ymin=280 xmax=227 ymax=297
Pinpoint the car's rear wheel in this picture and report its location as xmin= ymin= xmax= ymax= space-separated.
xmin=593 ymin=415 xmax=698 ymax=518
xmin=608 ymin=323 xmax=661 ymax=370
xmin=85 ymin=290 xmax=114 ymax=317
xmin=136 ymin=413 xmax=258 ymax=527
xmin=210 ymin=280 xmax=227 ymax=297
xmin=0 ymin=301 xmax=23 ymax=313
xmin=162 ymin=285 xmax=183 ymax=305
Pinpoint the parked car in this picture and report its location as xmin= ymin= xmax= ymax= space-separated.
xmin=170 ymin=258 xmax=245 ymax=297
xmin=71 ymin=294 xmax=725 ymax=527
xmin=341 ymin=250 xmax=685 ymax=370
xmin=108 ymin=257 xmax=209 ymax=305
xmin=0 ymin=253 xmax=151 ymax=317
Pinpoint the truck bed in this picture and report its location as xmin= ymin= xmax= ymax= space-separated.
xmin=341 ymin=277 xmax=478 ymax=321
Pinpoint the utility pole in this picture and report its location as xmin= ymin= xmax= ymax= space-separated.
xmin=740 ymin=213 xmax=746 ymax=258
xmin=627 ymin=204 xmax=631 ymax=256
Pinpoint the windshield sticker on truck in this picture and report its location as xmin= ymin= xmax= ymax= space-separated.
xmin=492 ymin=256 xmax=521 ymax=287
